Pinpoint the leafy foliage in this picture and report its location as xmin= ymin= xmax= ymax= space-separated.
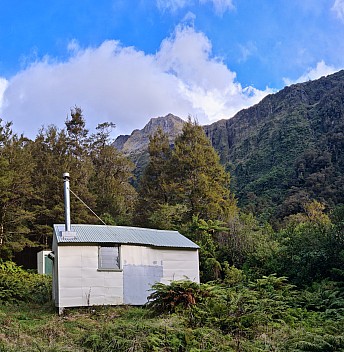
xmin=89 ymin=122 xmax=137 ymax=225
xmin=0 ymin=272 xmax=343 ymax=351
xmin=169 ymin=119 xmax=235 ymax=222
xmin=137 ymin=119 xmax=236 ymax=228
xmin=0 ymin=108 xmax=137 ymax=258
xmin=271 ymin=201 xmax=344 ymax=285
xmin=146 ymin=280 xmax=213 ymax=314
xmin=0 ymin=261 xmax=51 ymax=304
xmin=144 ymin=274 xmax=344 ymax=351
xmin=0 ymin=122 xmax=35 ymax=259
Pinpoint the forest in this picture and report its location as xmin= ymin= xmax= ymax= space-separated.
xmin=200 ymin=70 xmax=344 ymax=224
xmin=0 ymin=107 xmax=343 ymax=351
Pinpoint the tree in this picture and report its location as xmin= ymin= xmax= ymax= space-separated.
xmin=64 ymin=108 xmax=96 ymax=222
xmin=29 ymin=111 xmax=137 ymax=247
xmin=272 ymin=201 xmax=343 ymax=285
xmin=137 ymin=118 xmax=236 ymax=227
xmin=136 ymin=127 xmax=172 ymax=226
xmin=29 ymin=126 xmax=71 ymax=247
xmin=0 ymin=121 xmax=35 ymax=259
xmin=65 ymin=106 xmax=89 ymax=158
xmin=29 ymin=111 xmax=95 ymax=248
xmin=89 ymin=122 xmax=137 ymax=225
xmin=168 ymin=119 xmax=235 ymax=222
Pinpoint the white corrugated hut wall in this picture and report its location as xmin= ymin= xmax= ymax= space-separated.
xmin=51 ymin=236 xmax=59 ymax=305
xmin=54 ymin=244 xmax=199 ymax=309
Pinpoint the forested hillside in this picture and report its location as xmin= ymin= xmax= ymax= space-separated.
xmin=205 ymin=70 xmax=344 ymax=221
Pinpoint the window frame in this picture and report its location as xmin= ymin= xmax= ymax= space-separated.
xmin=98 ymin=244 xmax=122 ymax=271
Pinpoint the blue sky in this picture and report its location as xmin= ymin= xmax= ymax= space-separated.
xmin=1 ymin=0 xmax=344 ymax=139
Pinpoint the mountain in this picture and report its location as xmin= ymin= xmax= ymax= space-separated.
xmin=114 ymin=114 xmax=185 ymax=179
xmin=205 ymin=70 xmax=344 ymax=219
xmin=114 ymin=70 xmax=344 ymax=220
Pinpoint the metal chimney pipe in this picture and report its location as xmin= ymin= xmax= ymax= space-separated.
xmin=63 ymin=172 xmax=71 ymax=232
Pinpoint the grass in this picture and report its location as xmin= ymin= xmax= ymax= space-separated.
xmin=0 ymin=303 xmax=234 ymax=352
xmin=1 ymin=284 xmax=343 ymax=352
xmin=0 ymin=303 xmax=149 ymax=351
xmin=0 ymin=302 xmax=80 ymax=351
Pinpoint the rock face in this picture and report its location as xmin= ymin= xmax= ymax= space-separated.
xmin=114 ymin=113 xmax=185 ymax=157
xmin=113 ymin=114 xmax=185 ymax=183
xmin=112 ymin=134 xmax=130 ymax=151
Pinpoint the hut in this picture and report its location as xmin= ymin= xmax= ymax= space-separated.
xmin=50 ymin=173 xmax=199 ymax=313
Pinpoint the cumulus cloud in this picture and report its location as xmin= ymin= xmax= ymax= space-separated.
xmin=0 ymin=25 xmax=270 ymax=139
xmin=332 ymin=0 xmax=344 ymax=21
xmin=283 ymin=60 xmax=338 ymax=85
xmin=157 ymin=26 xmax=270 ymax=121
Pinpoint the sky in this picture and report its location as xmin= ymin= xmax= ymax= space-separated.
xmin=1 ymin=0 xmax=344 ymax=139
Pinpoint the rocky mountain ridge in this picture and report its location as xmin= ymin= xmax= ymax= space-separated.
xmin=114 ymin=113 xmax=185 ymax=156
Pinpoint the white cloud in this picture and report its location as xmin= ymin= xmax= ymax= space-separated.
xmin=0 ymin=26 xmax=270 ymax=139
xmin=199 ymin=0 xmax=234 ymax=16
xmin=332 ymin=0 xmax=344 ymax=21
xmin=182 ymin=11 xmax=196 ymax=24
xmin=157 ymin=25 xmax=271 ymax=121
xmin=283 ymin=60 xmax=338 ymax=85
xmin=0 ymin=78 xmax=8 ymax=109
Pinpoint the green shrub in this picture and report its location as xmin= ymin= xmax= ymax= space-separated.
xmin=0 ymin=261 xmax=52 ymax=304
xmin=80 ymin=318 xmax=235 ymax=352
xmin=146 ymin=280 xmax=214 ymax=314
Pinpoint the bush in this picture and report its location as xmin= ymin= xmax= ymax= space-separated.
xmin=146 ymin=280 xmax=214 ymax=314
xmin=0 ymin=261 xmax=52 ymax=304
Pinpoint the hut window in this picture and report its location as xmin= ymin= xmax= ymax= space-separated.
xmin=98 ymin=245 xmax=120 ymax=270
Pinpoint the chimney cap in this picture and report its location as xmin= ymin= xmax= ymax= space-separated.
xmin=63 ymin=172 xmax=70 ymax=180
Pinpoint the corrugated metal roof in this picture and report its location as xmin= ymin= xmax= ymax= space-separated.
xmin=53 ymin=224 xmax=199 ymax=249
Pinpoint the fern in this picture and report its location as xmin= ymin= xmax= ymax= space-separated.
xmin=146 ymin=280 xmax=214 ymax=314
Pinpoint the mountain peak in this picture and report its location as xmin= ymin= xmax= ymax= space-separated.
xmin=113 ymin=114 xmax=185 ymax=155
